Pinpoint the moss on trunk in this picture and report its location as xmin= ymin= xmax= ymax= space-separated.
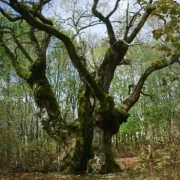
xmin=87 ymin=127 xmax=120 ymax=174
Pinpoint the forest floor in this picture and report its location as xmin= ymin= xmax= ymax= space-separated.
xmin=1 ymin=146 xmax=180 ymax=180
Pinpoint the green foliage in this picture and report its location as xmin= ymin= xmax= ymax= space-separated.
xmin=120 ymin=118 xmax=141 ymax=134
xmin=152 ymin=0 xmax=180 ymax=54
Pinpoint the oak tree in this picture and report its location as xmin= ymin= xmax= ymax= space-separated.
xmin=0 ymin=0 xmax=179 ymax=174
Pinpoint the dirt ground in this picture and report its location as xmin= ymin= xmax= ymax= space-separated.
xmin=1 ymin=152 xmax=180 ymax=180
xmin=0 ymin=147 xmax=180 ymax=180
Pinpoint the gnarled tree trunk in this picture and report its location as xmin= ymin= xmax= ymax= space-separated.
xmin=86 ymin=104 xmax=129 ymax=173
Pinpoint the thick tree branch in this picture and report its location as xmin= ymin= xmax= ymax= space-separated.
xmin=41 ymin=32 xmax=51 ymax=55
xmin=97 ymin=40 xmax=129 ymax=93
xmin=11 ymin=32 xmax=34 ymax=64
xmin=18 ymin=0 xmax=53 ymax=25
xmin=0 ymin=7 xmax=23 ymax=22
xmin=29 ymin=26 xmax=51 ymax=57
xmin=29 ymin=27 xmax=41 ymax=52
xmin=92 ymin=0 xmax=116 ymax=45
xmin=29 ymin=10 xmax=53 ymax=25
xmin=0 ymin=32 xmax=31 ymax=80
xmin=1 ymin=26 xmax=34 ymax=63
xmin=123 ymin=52 xmax=180 ymax=112
xmin=31 ymin=0 xmax=52 ymax=12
